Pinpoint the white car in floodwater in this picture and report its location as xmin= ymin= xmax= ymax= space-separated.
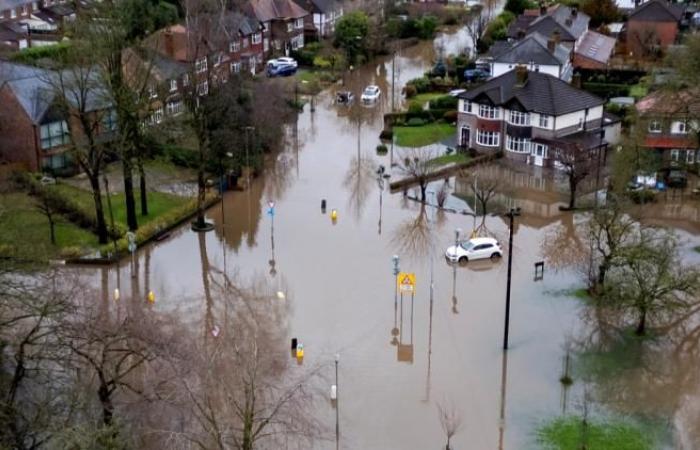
xmin=361 ymin=85 xmax=381 ymax=103
xmin=445 ymin=237 xmax=503 ymax=263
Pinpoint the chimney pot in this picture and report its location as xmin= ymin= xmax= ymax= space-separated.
xmin=540 ymin=3 xmax=547 ymax=16
xmin=515 ymin=65 xmax=528 ymax=86
xmin=547 ymin=37 xmax=556 ymax=53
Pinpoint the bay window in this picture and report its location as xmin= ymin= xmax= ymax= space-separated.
xmin=538 ymin=114 xmax=550 ymax=128
xmin=476 ymin=130 xmax=500 ymax=147
xmin=508 ymin=110 xmax=530 ymax=125
xmin=506 ymin=135 xmax=531 ymax=153
xmin=478 ymin=104 xmax=499 ymax=119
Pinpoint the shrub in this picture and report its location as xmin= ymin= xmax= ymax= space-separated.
xmin=429 ymin=95 xmax=458 ymax=110
xmin=403 ymin=84 xmax=417 ymax=98
xmin=163 ymin=144 xmax=199 ymax=168
xmin=443 ymin=110 xmax=458 ymax=122
xmin=11 ymin=42 xmax=71 ymax=64
xmin=376 ymin=144 xmax=388 ymax=154
xmin=313 ymin=55 xmax=332 ymax=69
xmin=629 ymin=189 xmax=656 ymax=204
xmin=408 ymin=101 xmax=424 ymax=114
xmin=406 ymin=77 xmax=430 ymax=93
xmin=406 ymin=117 xmax=426 ymax=127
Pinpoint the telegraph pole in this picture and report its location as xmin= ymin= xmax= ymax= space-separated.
xmin=503 ymin=207 xmax=521 ymax=350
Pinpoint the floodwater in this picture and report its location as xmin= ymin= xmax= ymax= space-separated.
xmin=72 ymin=28 xmax=700 ymax=449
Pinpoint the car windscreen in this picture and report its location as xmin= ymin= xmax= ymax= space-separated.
xmin=460 ymin=242 xmax=474 ymax=251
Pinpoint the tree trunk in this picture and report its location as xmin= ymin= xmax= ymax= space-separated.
xmin=635 ymin=308 xmax=647 ymax=336
xmin=49 ymin=217 xmax=56 ymax=245
xmin=122 ymin=156 xmax=138 ymax=231
xmin=195 ymin=167 xmax=207 ymax=228
xmin=419 ymin=181 xmax=427 ymax=203
xmin=568 ymin=176 xmax=577 ymax=210
xmin=89 ymin=176 xmax=109 ymax=244
xmin=138 ymin=157 xmax=148 ymax=216
xmin=98 ymin=383 xmax=114 ymax=426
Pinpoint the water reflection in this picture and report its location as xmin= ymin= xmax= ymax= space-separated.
xmin=391 ymin=205 xmax=437 ymax=259
xmin=397 ymin=291 xmax=414 ymax=364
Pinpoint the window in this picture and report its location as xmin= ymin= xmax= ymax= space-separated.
xmin=263 ymin=38 xmax=269 ymax=52
xmin=101 ymin=109 xmax=118 ymax=132
xmin=461 ymin=100 xmax=471 ymax=113
xmin=242 ymin=38 xmax=249 ymax=49
xmin=649 ymin=120 xmax=662 ymax=133
xmin=166 ymin=100 xmax=183 ymax=116
xmin=230 ymin=40 xmax=240 ymax=52
xmin=214 ymin=54 xmax=221 ymax=67
xmin=577 ymin=117 xmax=584 ymax=130
xmin=42 ymin=153 xmax=72 ymax=170
xmin=148 ymin=84 xmax=157 ymax=98
xmin=478 ymin=104 xmax=499 ymax=119
xmin=291 ymin=35 xmax=304 ymax=50
xmin=182 ymin=73 xmax=189 ymax=86
xmin=295 ymin=18 xmax=304 ymax=29
xmin=287 ymin=22 xmax=293 ymax=32
xmin=670 ymin=149 xmax=680 ymax=161
xmin=672 ymin=120 xmax=688 ymax=134
xmin=152 ymin=107 xmax=163 ymax=124
xmin=539 ymin=114 xmax=550 ymax=128
xmin=32 ymin=1 xmax=38 ymax=10
xmin=476 ymin=130 xmax=500 ymax=147
xmin=197 ymin=80 xmax=208 ymax=96
xmin=195 ymin=57 xmax=207 ymax=73
xmin=40 ymin=120 xmax=70 ymax=149
xmin=506 ymin=135 xmax=530 ymax=153
xmin=687 ymin=150 xmax=695 ymax=164
xmin=533 ymin=143 xmax=547 ymax=156
xmin=170 ymin=79 xmax=177 ymax=92
xmin=252 ymin=33 xmax=262 ymax=45
xmin=21 ymin=5 xmax=27 ymax=15
xmin=11 ymin=8 xmax=16 ymax=18
xmin=230 ymin=62 xmax=241 ymax=73
xmin=508 ymin=110 xmax=530 ymax=126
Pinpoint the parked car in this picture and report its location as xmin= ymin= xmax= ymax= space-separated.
xmin=336 ymin=91 xmax=354 ymax=104
xmin=445 ymin=237 xmax=503 ymax=263
xmin=267 ymin=62 xmax=297 ymax=77
xmin=448 ymin=89 xmax=466 ymax=97
xmin=267 ymin=57 xmax=298 ymax=69
xmin=361 ymin=85 xmax=381 ymax=102
xmin=431 ymin=60 xmax=447 ymax=77
xmin=464 ymin=68 xmax=489 ymax=82
xmin=664 ymin=168 xmax=688 ymax=188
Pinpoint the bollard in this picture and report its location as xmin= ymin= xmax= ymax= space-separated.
xmin=113 ymin=288 xmax=120 ymax=301
xmin=321 ymin=199 xmax=327 ymax=213
xmin=291 ymin=338 xmax=298 ymax=350
xmin=331 ymin=209 xmax=338 ymax=223
xmin=296 ymin=343 xmax=304 ymax=359
xmin=147 ymin=291 xmax=155 ymax=304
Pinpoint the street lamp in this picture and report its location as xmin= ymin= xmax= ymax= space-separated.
xmin=334 ymin=353 xmax=340 ymax=447
xmin=452 ymin=228 xmax=461 ymax=313
xmin=503 ymin=207 xmax=521 ymax=350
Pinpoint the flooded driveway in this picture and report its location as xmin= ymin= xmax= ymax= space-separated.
xmin=76 ymin=27 xmax=700 ymax=449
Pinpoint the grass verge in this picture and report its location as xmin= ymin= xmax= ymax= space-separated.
xmin=394 ymin=123 xmax=455 ymax=147
xmin=429 ymin=153 xmax=469 ymax=166
xmin=537 ymin=416 xmax=655 ymax=450
xmin=409 ymin=92 xmax=445 ymax=107
xmin=0 ymin=192 xmax=98 ymax=261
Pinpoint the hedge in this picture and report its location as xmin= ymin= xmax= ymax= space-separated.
xmin=581 ymin=82 xmax=630 ymax=99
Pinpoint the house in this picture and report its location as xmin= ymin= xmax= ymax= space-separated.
xmin=508 ymin=5 xmax=590 ymax=51
xmin=0 ymin=60 xmax=115 ymax=172
xmin=572 ymin=30 xmax=616 ymax=70
xmin=0 ymin=0 xmax=40 ymax=23
xmin=246 ymin=0 xmax=310 ymax=57
xmin=488 ymin=32 xmax=573 ymax=81
xmin=293 ymin=0 xmax=342 ymax=39
xmin=635 ymin=90 xmax=699 ymax=166
xmin=456 ymin=67 xmax=608 ymax=168
xmin=626 ymin=0 xmax=684 ymax=58
xmin=0 ymin=21 xmax=28 ymax=49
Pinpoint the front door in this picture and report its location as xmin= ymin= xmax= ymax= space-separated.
xmin=533 ymin=144 xmax=546 ymax=167
xmin=460 ymin=127 xmax=470 ymax=147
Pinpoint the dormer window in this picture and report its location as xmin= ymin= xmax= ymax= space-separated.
xmin=648 ymin=120 xmax=662 ymax=133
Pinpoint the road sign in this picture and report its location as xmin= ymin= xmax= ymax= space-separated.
xmin=397 ymin=272 xmax=416 ymax=294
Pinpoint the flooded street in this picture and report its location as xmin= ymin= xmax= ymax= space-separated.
xmin=72 ymin=28 xmax=700 ymax=449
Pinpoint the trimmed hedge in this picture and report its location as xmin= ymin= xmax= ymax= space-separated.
xmin=581 ymin=82 xmax=630 ymax=99
xmin=429 ymin=95 xmax=458 ymax=109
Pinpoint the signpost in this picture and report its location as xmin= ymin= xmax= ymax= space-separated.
xmin=127 ymin=232 xmax=136 ymax=278
xmin=397 ymin=272 xmax=416 ymax=294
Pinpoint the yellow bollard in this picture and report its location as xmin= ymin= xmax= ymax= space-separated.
xmin=113 ymin=288 xmax=120 ymax=301
xmin=296 ymin=343 xmax=304 ymax=359
xmin=147 ymin=291 xmax=155 ymax=304
xmin=331 ymin=209 xmax=338 ymax=224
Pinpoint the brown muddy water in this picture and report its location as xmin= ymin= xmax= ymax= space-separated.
xmin=70 ymin=30 xmax=700 ymax=449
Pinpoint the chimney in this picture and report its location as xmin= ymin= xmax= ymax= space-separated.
xmin=571 ymin=73 xmax=581 ymax=89
xmin=552 ymin=29 xmax=561 ymax=45
xmin=515 ymin=65 xmax=528 ymax=86
xmin=164 ymin=28 xmax=174 ymax=58
xmin=571 ymin=7 xmax=578 ymax=17
xmin=547 ymin=36 xmax=556 ymax=53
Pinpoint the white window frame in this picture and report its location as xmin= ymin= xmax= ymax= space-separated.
xmin=533 ymin=143 xmax=547 ymax=157
xmin=10 ymin=8 xmax=17 ymax=18
xmin=252 ymin=33 xmax=262 ymax=45
xmin=670 ymin=149 xmax=680 ymax=161
xmin=182 ymin=73 xmax=189 ymax=86
xmin=506 ymin=135 xmax=531 ymax=153
xmin=287 ymin=22 xmax=294 ymax=32
xmin=476 ymin=130 xmax=500 ymax=147
xmin=197 ymin=80 xmax=208 ymax=96
xmin=461 ymin=100 xmax=471 ymax=113
xmin=170 ymin=79 xmax=177 ymax=92
xmin=508 ymin=110 xmax=530 ymax=126
xmin=230 ymin=40 xmax=240 ymax=52
xmin=40 ymin=120 xmax=70 ymax=149
xmin=166 ymin=100 xmax=183 ymax=116
xmin=295 ymin=18 xmax=304 ymax=29
xmin=149 ymin=85 xmax=157 ymax=99
xmin=672 ymin=120 xmax=688 ymax=134
xmin=649 ymin=120 xmax=662 ymax=133
xmin=538 ymin=114 xmax=550 ymax=128
xmin=230 ymin=62 xmax=241 ymax=73
xmin=153 ymin=107 xmax=163 ymax=124
xmin=101 ymin=108 xmax=118 ymax=132
xmin=195 ymin=57 xmax=207 ymax=73
xmin=478 ymin=104 xmax=499 ymax=119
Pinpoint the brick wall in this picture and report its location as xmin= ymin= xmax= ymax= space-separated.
xmin=627 ymin=20 xmax=678 ymax=57
xmin=0 ymin=87 xmax=39 ymax=171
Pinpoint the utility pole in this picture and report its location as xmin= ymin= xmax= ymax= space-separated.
xmin=391 ymin=48 xmax=396 ymax=112
xmin=503 ymin=207 xmax=521 ymax=350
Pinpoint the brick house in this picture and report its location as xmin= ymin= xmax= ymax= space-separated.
xmin=456 ymin=68 xmax=607 ymax=168
xmin=0 ymin=61 xmax=115 ymax=172
xmin=293 ymin=0 xmax=343 ymax=39
xmin=0 ymin=0 xmax=40 ymax=23
xmin=635 ymin=90 xmax=699 ymax=167
xmin=488 ymin=32 xmax=573 ymax=81
xmin=626 ymin=0 xmax=684 ymax=58
xmin=246 ymin=0 xmax=310 ymax=57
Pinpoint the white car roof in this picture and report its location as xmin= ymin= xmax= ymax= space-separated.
xmin=466 ymin=237 xmax=498 ymax=245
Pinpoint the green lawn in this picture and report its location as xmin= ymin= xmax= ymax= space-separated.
xmin=694 ymin=246 xmax=700 ymax=253
xmin=51 ymin=183 xmax=189 ymax=229
xmin=428 ymin=153 xmax=469 ymax=166
xmin=409 ymin=92 xmax=444 ymax=107
xmin=0 ymin=192 xmax=98 ymax=261
xmin=629 ymin=84 xmax=648 ymax=99
xmin=538 ymin=416 xmax=655 ymax=450
xmin=394 ymin=123 xmax=455 ymax=147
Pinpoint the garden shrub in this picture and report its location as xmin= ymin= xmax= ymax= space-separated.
xmin=408 ymin=101 xmax=424 ymax=114
xmin=443 ymin=110 xmax=458 ymax=122
xmin=406 ymin=77 xmax=431 ymax=94
xmin=376 ymin=144 xmax=388 ymax=154
xmin=429 ymin=95 xmax=458 ymax=109
xmin=403 ymin=85 xmax=417 ymax=98
xmin=406 ymin=117 xmax=426 ymax=127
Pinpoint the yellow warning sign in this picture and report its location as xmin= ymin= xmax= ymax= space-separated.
xmin=397 ymin=272 xmax=416 ymax=294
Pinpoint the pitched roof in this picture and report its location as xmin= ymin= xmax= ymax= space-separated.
xmin=574 ymin=30 xmax=616 ymax=64
xmin=294 ymin=0 xmax=339 ymax=14
xmin=506 ymin=15 xmax=537 ymax=39
xmin=0 ymin=0 xmax=31 ymax=10
xmin=636 ymin=89 xmax=700 ymax=115
xmin=527 ymin=5 xmax=589 ymax=41
xmin=493 ymin=32 xmax=569 ymax=66
xmin=629 ymin=0 xmax=684 ymax=22
xmin=458 ymin=69 xmax=604 ymax=116
xmin=248 ymin=0 xmax=309 ymax=22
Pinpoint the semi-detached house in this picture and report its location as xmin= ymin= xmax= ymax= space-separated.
xmin=457 ymin=68 xmax=607 ymax=168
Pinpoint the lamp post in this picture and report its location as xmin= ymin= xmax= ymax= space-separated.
xmin=335 ymin=353 xmax=340 ymax=448
xmin=503 ymin=207 xmax=521 ymax=350
xmin=452 ymin=228 xmax=461 ymax=312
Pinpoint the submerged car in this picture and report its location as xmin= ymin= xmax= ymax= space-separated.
xmin=267 ymin=57 xmax=298 ymax=69
xmin=336 ymin=90 xmax=354 ymax=104
xmin=361 ymin=85 xmax=381 ymax=102
xmin=464 ymin=68 xmax=489 ymax=82
xmin=267 ymin=62 xmax=297 ymax=77
xmin=445 ymin=237 xmax=503 ymax=263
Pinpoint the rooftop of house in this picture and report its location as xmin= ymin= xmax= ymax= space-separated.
xmin=0 ymin=0 xmax=31 ymax=11
xmin=636 ymin=89 xmax=700 ymax=115
xmin=247 ymin=0 xmax=309 ymax=22
xmin=0 ymin=60 xmax=110 ymax=124
xmin=0 ymin=21 xmax=26 ymax=42
xmin=458 ymin=69 xmax=604 ymax=116
xmin=629 ymin=0 xmax=684 ymax=22
xmin=294 ymin=0 xmax=340 ymax=14
xmin=491 ymin=32 xmax=570 ymax=66
xmin=575 ymin=30 xmax=616 ymax=64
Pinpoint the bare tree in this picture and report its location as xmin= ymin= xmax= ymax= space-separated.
xmin=391 ymin=205 xmax=437 ymax=258
xmin=462 ymin=164 xmax=505 ymax=216
xmin=551 ymin=142 xmax=593 ymax=210
xmin=398 ymin=148 xmax=439 ymax=203
xmin=437 ymin=400 xmax=463 ymax=450
xmin=34 ymin=195 xmax=59 ymax=245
